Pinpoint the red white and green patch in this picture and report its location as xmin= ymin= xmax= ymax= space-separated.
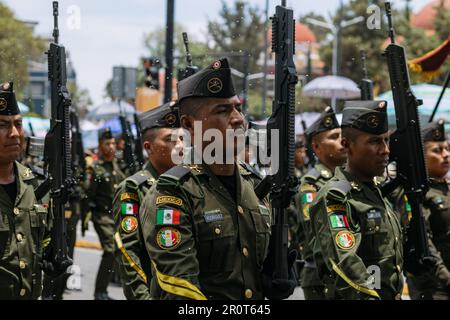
xmin=156 ymin=208 xmax=180 ymax=225
xmin=335 ymin=231 xmax=355 ymax=250
xmin=156 ymin=227 xmax=181 ymax=249
xmin=121 ymin=216 xmax=138 ymax=233
xmin=329 ymin=214 xmax=349 ymax=229
xmin=121 ymin=203 xmax=138 ymax=216
xmin=302 ymin=192 xmax=316 ymax=204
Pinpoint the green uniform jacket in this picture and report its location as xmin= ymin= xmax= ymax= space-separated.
xmin=310 ymin=167 xmax=404 ymax=300
xmin=0 ymin=162 xmax=51 ymax=299
xmin=399 ymin=179 xmax=450 ymax=296
xmin=295 ymin=162 xmax=333 ymax=288
xmin=85 ymin=158 xmax=126 ymax=216
xmin=140 ymin=162 xmax=271 ymax=300
xmin=112 ymin=162 xmax=158 ymax=300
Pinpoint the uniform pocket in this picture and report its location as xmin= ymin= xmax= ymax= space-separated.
xmin=195 ymin=212 xmax=236 ymax=273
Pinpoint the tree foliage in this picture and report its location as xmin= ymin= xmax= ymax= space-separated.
xmin=0 ymin=3 xmax=45 ymax=99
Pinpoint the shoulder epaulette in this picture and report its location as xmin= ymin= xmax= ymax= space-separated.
xmin=160 ymin=165 xmax=192 ymax=182
xmin=127 ymin=171 xmax=153 ymax=188
xmin=303 ymin=168 xmax=321 ymax=182
xmin=239 ymin=161 xmax=262 ymax=179
xmin=326 ymin=180 xmax=352 ymax=202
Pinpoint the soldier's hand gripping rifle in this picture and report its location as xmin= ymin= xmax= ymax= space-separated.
xmin=262 ymin=0 xmax=299 ymax=300
xmin=36 ymin=1 xmax=74 ymax=276
xmin=382 ymin=2 xmax=433 ymax=274
xmin=178 ymin=32 xmax=199 ymax=81
xmin=360 ymin=50 xmax=374 ymax=100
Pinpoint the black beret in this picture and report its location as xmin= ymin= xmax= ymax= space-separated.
xmin=0 ymin=82 xmax=20 ymax=116
xmin=177 ymin=58 xmax=236 ymax=104
xmin=422 ymin=119 xmax=446 ymax=143
xmin=138 ymin=101 xmax=180 ymax=132
xmin=98 ymin=127 xmax=113 ymax=141
xmin=305 ymin=106 xmax=340 ymax=142
xmin=342 ymin=100 xmax=388 ymax=135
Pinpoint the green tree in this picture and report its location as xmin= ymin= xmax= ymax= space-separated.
xmin=433 ymin=0 xmax=450 ymax=43
xmin=0 ymin=3 xmax=45 ymax=99
xmin=207 ymin=0 xmax=265 ymax=74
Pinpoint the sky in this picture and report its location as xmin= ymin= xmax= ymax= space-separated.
xmin=3 ymin=0 xmax=432 ymax=106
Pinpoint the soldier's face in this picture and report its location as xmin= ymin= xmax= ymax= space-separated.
xmin=344 ymin=131 xmax=390 ymax=179
xmin=0 ymin=115 xmax=25 ymax=164
xmin=193 ymin=96 xmax=245 ymax=160
xmin=99 ymin=138 xmax=116 ymax=159
xmin=145 ymin=127 xmax=183 ymax=173
xmin=312 ymin=128 xmax=347 ymax=167
xmin=425 ymin=141 xmax=450 ymax=179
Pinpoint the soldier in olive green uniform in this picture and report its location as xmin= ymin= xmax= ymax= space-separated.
xmin=85 ymin=128 xmax=126 ymax=300
xmin=112 ymin=102 xmax=182 ymax=300
xmin=140 ymin=58 xmax=296 ymax=300
xmin=310 ymin=100 xmax=404 ymax=300
xmin=0 ymin=82 xmax=51 ymax=299
xmin=398 ymin=120 xmax=450 ymax=300
xmin=295 ymin=107 xmax=347 ymax=300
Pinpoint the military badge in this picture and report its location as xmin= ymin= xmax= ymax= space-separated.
xmin=366 ymin=114 xmax=379 ymax=128
xmin=157 ymin=227 xmax=181 ymax=249
xmin=323 ymin=116 xmax=333 ymax=128
xmin=212 ymin=60 xmax=222 ymax=70
xmin=0 ymin=98 xmax=7 ymax=111
xmin=302 ymin=192 xmax=316 ymax=204
xmin=335 ymin=230 xmax=355 ymax=250
xmin=121 ymin=202 xmax=139 ymax=216
xmin=121 ymin=216 xmax=138 ymax=233
xmin=120 ymin=192 xmax=139 ymax=202
xmin=165 ymin=113 xmax=177 ymax=125
xmin=326 ymin=204 xmax=346 ymax=214
xmin=156 ymin=208 xmax=181 ymax=225
xmin=207 ymin=78 xmax=223 ymax=93
xmin=156 ymin=196 xmax=183 ymax=207
xmin=366 ymin=209 xmax=382 ymax=219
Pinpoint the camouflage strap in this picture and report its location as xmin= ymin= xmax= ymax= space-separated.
xmin=151 ymin=260 xmax=207 ymax=300
xmin=114 ymin=232 xmax=148 ymax=283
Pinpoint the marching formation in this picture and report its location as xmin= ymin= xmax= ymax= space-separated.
xmin=0 ymin=1 xmax=449 ymax=301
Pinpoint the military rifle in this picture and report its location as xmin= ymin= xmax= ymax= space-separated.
xmin=360 ymin=50 xmax=374 ymax=100
xmin=178 ymin=32 xmax=199 ymax=81
xmin=36 ymin=1 xmax=74 ymax=276
xmin=133 ymin=113 xmax=145 ymax=167
xmin=382 ymin=2 xmax=431 ymax=273
xmin=264 ymin=0 xmax=299 ymax=294
xmin=118 ymin=101 xmax=140 ymax=174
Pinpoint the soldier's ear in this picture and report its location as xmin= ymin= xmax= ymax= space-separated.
xmin=181 ymin=114 xmax=195 ymax=136
xmin=143 ymin=140 xmax=152 ymax=155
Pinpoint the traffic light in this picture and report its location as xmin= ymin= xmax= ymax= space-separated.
xmin=143 ymin=57 xmax=161 ymax=90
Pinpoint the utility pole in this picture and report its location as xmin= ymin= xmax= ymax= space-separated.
xmin=164 ymin=0 xmax=175 ymax=103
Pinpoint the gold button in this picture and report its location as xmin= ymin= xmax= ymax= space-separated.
xmin=242 ymin=247 xmax=249 ymax=257
xmin=16 ymin=234 xmax=23 ymax=242
xmin=245 ymin=289 xmax=253 ymax=299
xmin=374 ymin=226 xmax=380 ymax=232
xmin=238 ymin=206 xmax=244 ymax=215
xmin=395 ymin=293 xmax=401 ymax=300
xmin=113 ymin=184 xmax=118 ymax=189
xmin=19 ymin=289 xmax=26 ymax=296
xmin=19 ymin=260 xmax=26 ymax=269
xmin=214 ymin=227 xmax=221 ymax=235
xmin=14 ymin=208 xmax=20 ymax=215
xmin=112 ymin=171 xmax=116 ymax=176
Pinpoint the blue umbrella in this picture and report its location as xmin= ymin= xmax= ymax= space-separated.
xmin=18 ymin=101 xmax=30 ymax=113
xmin=86 ymin=100 xmax=137 ymax=121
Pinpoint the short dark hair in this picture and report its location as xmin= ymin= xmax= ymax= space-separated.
xmin=142 ymin=127 xmax=160 ymax=144
xmin=179 ymin=97 xmax=209 ymax=117
xmin=341 ymin=127 xmax=361 ymax=143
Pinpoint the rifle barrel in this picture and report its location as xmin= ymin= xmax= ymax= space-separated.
xmin=52 ymin=1 xmax=59 ymax=44
xmin=385 ymin=2 xmax=395 ymax=44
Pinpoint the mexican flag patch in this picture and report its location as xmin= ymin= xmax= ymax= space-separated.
xmin=329 ymin=214 xmax=349 ymax=229
xmin=157 ymin=208 xmax=181 ymax=225
xmin=302 ymin=192 xmax=316 ymax=204
xmin=121 ymin=203 xmax=138 ymax=216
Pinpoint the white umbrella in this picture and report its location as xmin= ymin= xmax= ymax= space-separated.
xmin=86 ymin=100 xmax=137 ymax=121
xmin=18 ymin=101 xmax=30 ymax=113
xmin=301 ymin=75 xmax=361 ymax=99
